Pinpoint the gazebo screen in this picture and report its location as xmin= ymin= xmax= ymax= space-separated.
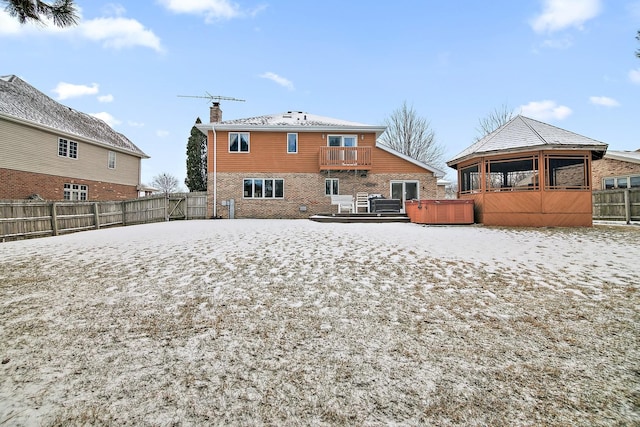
xmin=460 ymin=163 xmax=481 ymax=194
xmin=545 ymin=155 xmax=589 ymax=190
xmin=485 ymin=156 xmax=538 ymax=191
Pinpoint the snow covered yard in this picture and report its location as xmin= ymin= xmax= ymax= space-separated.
xmin=1 ymin=219 xmax=638 ymax=426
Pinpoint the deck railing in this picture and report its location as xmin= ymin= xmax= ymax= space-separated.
xmin=319 ymin=147 xmax=372 ymax=170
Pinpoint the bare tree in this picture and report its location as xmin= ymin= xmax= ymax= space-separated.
xmin=636 ymin=30 xmax=640 ymax=59
xmin=2 ymin=0 xmax=78 ymax=27
xmin=151 ymin=173 xmax=180 ymax=195
xmin=378 ymin=101 xmax=445 ymax=168
xmin=475 ymin=104 xmax=516 ymax=141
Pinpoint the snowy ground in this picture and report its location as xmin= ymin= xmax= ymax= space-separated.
xmin=1 ymin=219 xmax=638 ymax=426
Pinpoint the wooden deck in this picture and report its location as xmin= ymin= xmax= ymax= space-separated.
xmin=309 ymin=213 xmax=410 ymax=223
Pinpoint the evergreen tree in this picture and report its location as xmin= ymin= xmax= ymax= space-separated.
xmin=2 ymin=0 xmax=78 ymax=27
xmin=185 ymin=117 xmax=208 ymax=192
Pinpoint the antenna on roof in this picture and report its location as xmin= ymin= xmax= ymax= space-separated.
xmin=177 ymin=92 xmax=245 ymax=105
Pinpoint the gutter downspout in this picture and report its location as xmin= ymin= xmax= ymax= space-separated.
xmin=213 ymin=124 xmax=217 ymax=218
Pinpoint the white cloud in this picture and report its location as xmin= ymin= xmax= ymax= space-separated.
xmin=156 ymin=130 xmax=170 ymax=137
xmin=0 ymin=10 xmax=23 ymax=34
xmin=0 ymin=8 xmax=163 ymax=52
xmin=259 ymin=72 xmax=294 ymax=90
xmin=80 ymin=17 xmax=163 ymax=52
xmin=531 ymin=0 xmax=602 ymax=33
xmin=158 ymin=0 xmax=241 ymax=21
xmin=629 ymin=69 xmax=640 ymax=85
xmin=52 ymin=82 xmax=99 ymax=100
xmin=589 ymin=96 xmax=619 ymax=107
xmin=90 ymin=112 xmax=121 ymax=127
xmin=98 ymin=94 xmax=114 ymax=103
xmin=128 ymin=121 xmax=145 ymax=127
xmin=519 ymin=100 xmax=572 ymax=121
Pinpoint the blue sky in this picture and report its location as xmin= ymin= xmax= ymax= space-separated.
xmin=2 ymin=0 xmax=639 ymax=186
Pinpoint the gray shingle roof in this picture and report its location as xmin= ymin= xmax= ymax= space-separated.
xmin=447 ymin=115 xmax=608 ymax=167
xmin=205 ymin=110 xmax=386 ymax=136
xmin=0 ymin=75 xmax=148 ymax=158
xmin=604 ymin=150 xmax=640 ymax=164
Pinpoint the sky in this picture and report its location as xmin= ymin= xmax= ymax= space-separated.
xmin=1 ymin=0 xmax=639 ymax=186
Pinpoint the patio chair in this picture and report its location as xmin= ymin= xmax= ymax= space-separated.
xmin=331 ymin=195 xmax=355 ymax=213
xmin=355 ymin=192 xmax=369 ymax=213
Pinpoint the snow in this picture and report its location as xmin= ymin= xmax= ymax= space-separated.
xmin=1 ymin=220 xmax=639 ymax=425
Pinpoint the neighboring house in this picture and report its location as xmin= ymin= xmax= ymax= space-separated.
xmin=0 ymin=75 xmax=148 ymax=201
xmin=591 ymin=149 xmax=640 ymax=190
xmin=197 ymin=104 xmax=444 ymax=219
xmin=447 ymin=115 xmax=607 ymax=227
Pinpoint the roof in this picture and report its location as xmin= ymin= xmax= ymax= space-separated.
xmin=603 ymin=150 xmax=640 ymax=164
xmin=376 ymin=143 xmax=445 ymax=177
xmin=0 ymin=75 xmax=148 ymax=158
xmin=447 ymin=115 xmax=608 ymax=167
xmin=197 ymin=109 xmax=444 ymax=176
xmin=197 ymin=110 xmax=387 ymax=137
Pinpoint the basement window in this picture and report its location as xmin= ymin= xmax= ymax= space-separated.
xmin=604 ymin=175 xmax=640 ymax=189
xmin=325 ymin=178 xmax=339 ymax=195
xmin=244 ymin=178 xmax=284 ymax=199
xmin=64 ymin=183 xmax=87 ymax=201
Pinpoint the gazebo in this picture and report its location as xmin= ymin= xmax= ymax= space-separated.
xmin=447 ymin=116 xmax=608 ymax=227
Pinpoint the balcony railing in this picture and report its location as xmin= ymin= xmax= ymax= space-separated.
xmin=319 ymin=147 xmax=372 ymax=171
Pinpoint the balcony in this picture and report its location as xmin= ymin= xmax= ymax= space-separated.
xmin=319 ymin=147 xmax=372 ymax=171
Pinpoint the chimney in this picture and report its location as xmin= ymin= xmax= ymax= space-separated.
xmin=210 ymin=102 xmax=222 ymax=123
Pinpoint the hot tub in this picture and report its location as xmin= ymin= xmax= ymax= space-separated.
xmin=404 ymin=199 xmax=474 ymax=225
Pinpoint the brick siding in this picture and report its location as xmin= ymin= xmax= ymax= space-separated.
xmin=0 ymin=168 xmax=138 ymax=201
xmin=208 ymin=171 xmax=439 ymax=218
xmin=592 ymin=158 xmax=640 ymax=190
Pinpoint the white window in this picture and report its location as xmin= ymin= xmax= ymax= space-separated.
xmin=604 ymin=175 xmax=640 ymax=189
xmin=229 ymin=132 xmax=250 ymax=152
xmin=243 ymin=178 xmax=284 ymax=198
xmin=287 ymin=133 xmax=298 ymax=153
xmin=108 ymin=151 xmax=116 ymax=169
xmin=325 ymin=178 xmax=339 ymax=195
xmin=64 ymin=183 xmax=88 ymax=200
xmin=58 ymin=138 xmax=78 ymax=159
xmin=327 ymin=135 xmax=357 ymax=148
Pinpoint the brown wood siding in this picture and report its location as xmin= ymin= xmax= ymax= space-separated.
xmin=208 ymin=130 xmax=430 ymax=174
xmin=1 ymin=118 xmax=141 ymax=186
xmin=456 ymin=149 xmax=595 ymax=226
xmin=483 ymin=191 xmax=542 ymax=213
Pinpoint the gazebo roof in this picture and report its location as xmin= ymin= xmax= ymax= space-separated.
xmin=447 ymin=115 xmax=608 ymax=167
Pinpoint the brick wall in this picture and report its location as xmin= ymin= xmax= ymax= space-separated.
xmin=592 ymin=158 xmax=640 ymax=190
xmin=207 ymin=171 xmax=439 ymax=218
xmin=0 ymin=168 xmax=138 ymax=201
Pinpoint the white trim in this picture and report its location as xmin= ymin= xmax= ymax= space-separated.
xmin=228 ymin=132 xmax=250 ymax=153
xmin=287 ymin=133 xmax=298 ymax=154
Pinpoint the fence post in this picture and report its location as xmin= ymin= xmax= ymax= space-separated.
xmin=122 ymin=201 xmax=127 ymax=226
xmin=50 ymin=202 xmax=58 ymax=236
xmin=94 ymin=202 xmax=100 ymax=229
xmin=624 ymin=189 xmax=631 ymax=224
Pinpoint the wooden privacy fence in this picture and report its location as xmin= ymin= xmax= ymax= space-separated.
xmin=592 ymin=188 xmax=640 ymax=223
xmin=0 ymin=192 xmax=207 ymax=242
